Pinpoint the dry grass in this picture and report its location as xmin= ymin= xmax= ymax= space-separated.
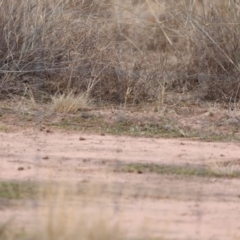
xmin=51 ymin=91 xmax=91 ymax=114
xmin=177 ymin=0 xmax=240 ymax=103
xmin=209 ymin=160 xmax=240 ymax=177
xmin=0 ymin=183 xmax=125 ymax=240
xmin=38 ymin=200 xmax=123 ymax=240
xmin=0 ymin=0 xmax=240 ymax=106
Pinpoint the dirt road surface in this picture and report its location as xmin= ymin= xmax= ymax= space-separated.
xmin=1 ymin=129 xmax=240 ymax=239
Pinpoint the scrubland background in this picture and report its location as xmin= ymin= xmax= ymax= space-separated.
xmin=1 ymin=1 xmax=240 ymax=239
xmin=1 ymin=0 xmax=240 ymax=105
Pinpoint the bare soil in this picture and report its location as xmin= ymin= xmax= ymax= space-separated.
xmin=0 ymin=103 xmax=240 ymax=239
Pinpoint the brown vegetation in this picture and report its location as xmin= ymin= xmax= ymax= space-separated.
xmin=0 ymin=0 xmax=240 ymax=104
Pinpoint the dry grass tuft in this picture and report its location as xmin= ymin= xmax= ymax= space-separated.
xmin=208 ymin=160 xmax=240 ymax=177
xmin=51 ymin=91 xmax=91 ymax=114
xmin=0 ymin=183 xmax=125 ymax=240
xmin=39 ymin=196 xmax=123 ymax=240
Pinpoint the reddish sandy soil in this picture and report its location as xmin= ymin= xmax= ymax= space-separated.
xmin=0 ymin=126 xmax=240 ymax=239
xmin=1 ymin=101 xmax=240 ymax=239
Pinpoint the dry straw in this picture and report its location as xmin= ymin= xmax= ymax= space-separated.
xmin=51 ymin=91 xmax=91 ymax=114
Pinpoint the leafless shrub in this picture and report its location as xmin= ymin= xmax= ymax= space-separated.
xmin=0 ymin=0 xmax=121 ymax=102
xmin=171 ymin=0 xmax=240 ymax=102
xmin=2 ymin=0 xmax=239 ymax=105
xmin=0 ymin=0 xmax=170 ymax=104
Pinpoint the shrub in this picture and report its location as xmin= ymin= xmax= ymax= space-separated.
xmin=172 ymin=0 xmax=240 ymax=102
xmin=1 ymin=0 xmax=240 ymax=104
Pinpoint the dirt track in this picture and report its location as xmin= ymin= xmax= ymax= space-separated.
xmin=1 ymin=129 xmax=240 ymax=239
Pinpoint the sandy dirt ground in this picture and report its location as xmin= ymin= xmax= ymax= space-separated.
xmin=1 ymin=129 xmax=240 ymax=239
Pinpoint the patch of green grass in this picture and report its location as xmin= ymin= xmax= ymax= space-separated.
xmin=121 ymin=163 xmax=240 ymax=178
xmin=45 ymin=113 xmax=237 ymax=141
xmin=103 ymin=121 xmax=236 ymax=141
xmin=0 ymin=181 xmax=38 ymax=199
xmin=104 ymin=121 xmax=185 ymax=138
xmin=47 ymin=115 xmax=102 ymax=131
xmin=0 ymin=125 xmax=10 ymax=132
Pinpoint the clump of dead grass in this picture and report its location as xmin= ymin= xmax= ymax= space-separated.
xmin=208 ymin=161 xmax=240 ymax=177
xmin=51 ymin=91 xmax=90 ymax=114
xmin=0 ymin=183 xmax=125 ymax=240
